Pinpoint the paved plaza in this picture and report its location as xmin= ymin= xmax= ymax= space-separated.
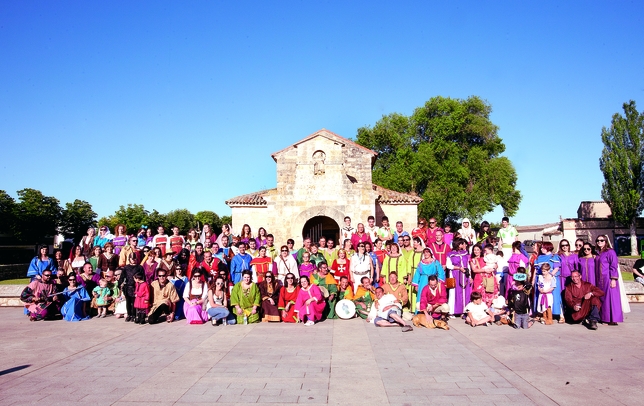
xmin=1 ymin=305 xmax=643 ymax=406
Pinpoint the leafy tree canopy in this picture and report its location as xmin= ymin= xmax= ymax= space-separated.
xmin=600 ymin=100 xmax=644 ymax=255
xmin=60 ymin=200 xmax=97 ymax=243
xmin=12 ymin=188 xmax=62 ymax=243
xmin=355 ymin=96 xmax=521 ymax=223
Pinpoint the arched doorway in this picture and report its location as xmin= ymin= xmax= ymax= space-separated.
xmin=302 ymin=216 xmax=339 ymax=245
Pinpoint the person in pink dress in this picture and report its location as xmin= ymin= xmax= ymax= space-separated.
xmin=294 ymin=275 xmax=325 ymax=326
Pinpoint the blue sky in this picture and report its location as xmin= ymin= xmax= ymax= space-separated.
xmin=1 ymin=1 xmax=643 ymax=227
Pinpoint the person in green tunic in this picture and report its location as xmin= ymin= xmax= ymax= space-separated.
xmin=310 ymin=262 xmax=338 ymax=319
xmin=230 ymin=270 xmax=261 ymax=324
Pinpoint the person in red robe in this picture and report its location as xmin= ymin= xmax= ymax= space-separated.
xmin=278 ymin=272 xmax=300 ymax=323
xmin=564 ymin=269 xmax=604 ymax=330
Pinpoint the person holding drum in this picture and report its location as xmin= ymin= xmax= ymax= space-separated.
xmin=334 ymin=276 xmax=357 ymax=319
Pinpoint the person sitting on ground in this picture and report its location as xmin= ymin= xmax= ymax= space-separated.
xmin=310 ymin=262 xmax=338 ymax=319
xmin=21 ymin=270 xmax=59 ymax=321
xmin=420 ymin=275 xmax=450 ymax=320
xmin=336 ymin=276 xmax=354 ymax=302
xmin=564 ymin=269 xmax=604 ymax=330
xmin=369 ymin=287 xmax=413 ymax=332
xmin=147 ymin=270 xmax=180 ymax=324
xmin=381 ymin=271 xmax=408 ymax=310
xmin=231 ymin=270 xmax=261 ymax=324
xmin=464 ymin=291 xmax=494 ymax=327
xmin=631 ymin=258 xmax=644 ymax=286
xmin=207 ymin=276 xmax=235 ymax=326
xmin=353 ymin=276 xmax=376 ymax=319
xmin=258 ymin=271 xmax=281 ymax=322
xmin=294 ymin=275 xmax=325 ymax=326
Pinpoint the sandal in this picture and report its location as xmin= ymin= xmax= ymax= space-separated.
xmin=402 ymin=325 xmax=413 ymax=332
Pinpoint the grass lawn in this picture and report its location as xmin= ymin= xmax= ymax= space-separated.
xmin=622 ymin=271 xmax=634 ymax=281
xmin=0 ymin=278 xmax=29 ymax=285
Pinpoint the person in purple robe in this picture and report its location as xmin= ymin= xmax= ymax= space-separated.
xmin=507 ymin=241 xmax=529 ymax=297
xmin=578 ymin=242 xmax=597 ymax=285
xmin=594 ymin=235 xmax=623 ymax=324
xmin=446 ymin=238 xmax=471 ymax=315
xmin=558 ymin=239 xmax=579 ymax=292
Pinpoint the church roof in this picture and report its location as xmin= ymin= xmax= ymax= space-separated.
xmin=226 ymin=184 xmax=422 ymax=207
xmin=373 ymin=184 xmax=423 ymax=204
xmin=271 ymin=128 xmax=377 ymax=162
xmin=225 ymin=188 xmax=276 ymax=207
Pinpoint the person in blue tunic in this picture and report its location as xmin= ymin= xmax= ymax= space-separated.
xmin=60 ymin=273 xmax=91 ymax=321
xmin=412 ymin=248 xmax=445 ymax=313
xmin=533 ymin=241 xmax=562 ymax=322
xmin=27 ymin=245 xmax=57 ymax=280
xmin=170 ymin=265 xmax=189 ymax=320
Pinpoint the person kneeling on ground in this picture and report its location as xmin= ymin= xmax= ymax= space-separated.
xmin=369 ymin=287 xmax=413 ymax=332
xmin=413 ymin=275 xmax=449 ymax=330
xmin=464 ymin=291 xmax=494 ymax=327
xmin=147 ymin=270 xmax=180 ymax=324
xmin=564 ymin=269 xmax=604 ymax=330
xmin=353 ymin=277 xmax=376 ymax=319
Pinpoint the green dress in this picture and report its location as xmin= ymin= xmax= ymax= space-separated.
xmin=230 ymin=282 xmax=261 ymax=324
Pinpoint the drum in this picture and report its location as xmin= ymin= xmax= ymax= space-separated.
xmin=335 ymin=299 xmax=356 ymax=319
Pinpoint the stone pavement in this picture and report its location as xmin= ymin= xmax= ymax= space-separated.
xmin=1 ymin=305 xmax=643 ymax=406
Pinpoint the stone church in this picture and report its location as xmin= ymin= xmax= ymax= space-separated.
xmin=225 ymin=129 xmax=422 ymax=246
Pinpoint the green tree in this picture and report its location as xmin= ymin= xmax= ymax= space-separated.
xmin=600 ymin=100 xmax=644 ymax=256
xmin=12 ymin=188 xmax=62 ymax=243
xmin=60 ymin=200 xmax=98 ymax=243
xmin=355 ymin=96 xmax=521 ymax=224
xmin=0 ymin=190 xmax=16 ymax=235
xmin=165 ymin=209 xmax=195 ymax=233
xmin=107 ymin=204 xmax=150 ymax=235
xmin=195 ymin=210 xmax=221 ymax=233
xmin=147 ymin=210 xmax=167 ymax=231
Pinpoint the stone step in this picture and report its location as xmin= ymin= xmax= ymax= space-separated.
xmin=0 ymin=285 xmax=25 ymax=307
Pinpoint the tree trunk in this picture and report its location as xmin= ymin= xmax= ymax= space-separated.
xmin=631 ymin=217 xmax=638 ymax=256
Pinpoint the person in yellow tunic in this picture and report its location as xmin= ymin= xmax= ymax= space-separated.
xmin=381 ymin=244 xmax=409 ymax=284
xmin=230 ymin=270 xmax=261 ymax=324
xmin=322 ymin=238 xmax=338 ymax=265
xmin=310 ymin=263 xmax=338 ymax=319
xmin=405 ymin=237 xmax=425 ymax=313
xmin=353 ymin=276 xmax=376 ymax=319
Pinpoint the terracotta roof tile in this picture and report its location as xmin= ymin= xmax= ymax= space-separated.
xmin=373 ymin=184 xmax=423 ymax=204
xmin=225 ymin=189 xmax=275 ymax=206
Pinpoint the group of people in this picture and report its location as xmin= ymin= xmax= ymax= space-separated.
xmin=22 ymin=215 xmax=628 ymax=332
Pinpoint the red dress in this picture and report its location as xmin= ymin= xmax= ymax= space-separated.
xmin=471 ymin=257 xmax=498 ymax=307
xmin=278 ymin=286 xmax=300 ymax=323
xmin=250 ymin=257 xmax=273 ymax=283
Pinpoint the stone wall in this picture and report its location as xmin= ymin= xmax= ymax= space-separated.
xmin=376 ymin=202 xmax=418 ymax=234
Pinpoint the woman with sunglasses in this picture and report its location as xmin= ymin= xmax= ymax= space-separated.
xmin=275 ymin=245 xmax=299 ymax=285
xmin=558 ymin=239 xmax=579 ymax=293
xmin=578 ymin=243 xmax=597 ymax=285
xmin=93 ymin=226 xmax=113 ymax=248
xmin=60 ymin=272 xmax=91 ymax=322
xmin=350 ymin=243 xmax=373 ymax=294
xmin=573 ymin=239 xmax=585 ymax=255
xmin=259 ymin=271 xmax=281 ymax=322
xmin=207 ymin=276 xmax=234 ymax=326
xmin=231 ymin=270 xmax=261 ymax=324
xmin=278 ymin=272 xmax=300 ymax=323
xmin=183 ymin=269 xmax=209 ymax=324
xmin=595 ymin=235 xmax=624 ymax=325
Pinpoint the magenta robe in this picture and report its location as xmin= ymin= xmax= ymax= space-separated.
xmin=578 ymin=256 xmax=597 ymax=286
xmin=294 ymin=284 xmax=325 ymax=322
xmin=595 ymin=249 xmax=623 ymax=323
xmin=448 ymin=250 xmax=470 ymax=314
xmin=507 ymin=253 xmax=528 ymax=297
xmin=559 ymin=253 xmax=579 ymax=291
